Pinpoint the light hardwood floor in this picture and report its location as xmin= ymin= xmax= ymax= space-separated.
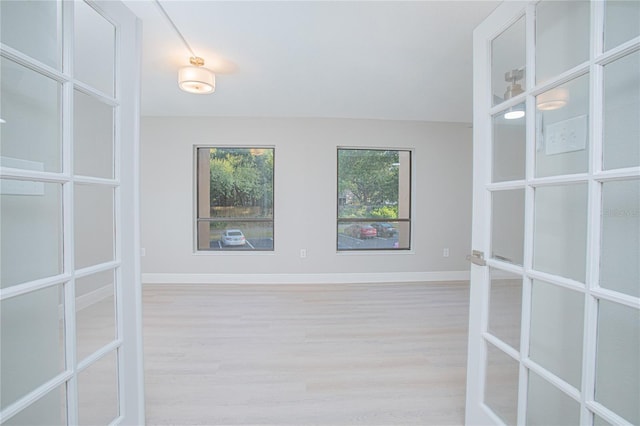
xmin=143 ymin=282 xmax=470 ymax=425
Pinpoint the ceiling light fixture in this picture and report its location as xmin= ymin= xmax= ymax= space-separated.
xmin=504 ymin=106 xmax=525 ymax=120
xmin=537 ymin=87 xmax=569 ymax=111
xmin=178 ymin=56 xmax=215 ymax=94
xmin=504 ymin=68 xmax=525 ymax=101
xmin=154 ymin=0 xmax=215 ymax=95
xmin=503 ymin=68 xmax=525 ymax=120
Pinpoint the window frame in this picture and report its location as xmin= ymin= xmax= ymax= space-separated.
xmin=336 ymin=147 xmax=413 ymax=252
xmin=194 ymin=145 xmax=275 ymax=253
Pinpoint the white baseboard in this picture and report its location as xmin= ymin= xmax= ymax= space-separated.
xmin=77 ymin=284 xmax=113 ymax=310
xmin=142 ymin=271 xmax=470 ymax=285
xmin=59 ymin=284 xmax=113 ymax=319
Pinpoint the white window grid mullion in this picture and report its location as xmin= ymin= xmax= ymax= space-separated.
xmin=486 ymin=180 xmax=526 ymax=192
xmin=480 ymin=404 xmax=508 ymax=426
xmin=594 ymin=167 xmax=640 ymax=182
xmin=477 ymin=266 xmax=491 ymax=417
xmin=0 ymin=43 xmax=67 ymax=85
xmin=113 ymin=168 xmax=122 ymax=267
xmin=526 ymin=268 xmax=588 ymax=293
xmin=73 ymin=175 xmax=119 ymax=187
xmin=522 ymin=357 xmax=582 ymax=404
xmin=485 ymin=258 xmax=524 ymax=276
xmin=517 ymin=275 xmax=532 ymax=426
xmin=596 ymin=36 xmax=640 ymax=66
xmin=591 ymin=287 xmax=640 ymax=310
xmin=116 ymin=265 xmax=126 ymax=420
xmin=73 ymin=80 xmax=118 ymax=107
xmin=484 ymin=332 xmax=520 ymax=362
xmin=0 ymin=168 xmax=70 ymax=183
xmin=489 ymin=92 xmax=527 ymax=116
xmin=528 ymin=173 xmax=591 ymax=187
xmin=62 ymin=1 xmax=79 ymax=424
xmin=581 ymin=2 xmax=605 ymax=422
xmin=74 ymin=260 xmax=121 ymax=280
xmin=0 ymin=370 xmax=73 ymax=424
xmin=76 ymin=339 xmax=122 ymax=373
xmin=518 ymin=5 xmax=537 ymax=424
xmin=112 ymin=10 xmax=126 ymax=421
xmin=587 ymin=400 xmax=636 ymax=426
xmin=0 ymin=273 xmax=72 ymax=301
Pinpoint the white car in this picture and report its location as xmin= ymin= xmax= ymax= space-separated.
xmin=221 ymin=229 xmax=246 ymax=246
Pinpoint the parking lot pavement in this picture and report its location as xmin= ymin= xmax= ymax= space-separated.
xmin=209 ymin=238 xmax=273 ymax=251
xmin=207 ymin=236 xmax=397 ymax=251
xmin=337 ymin=234 xmax=398 ymax=250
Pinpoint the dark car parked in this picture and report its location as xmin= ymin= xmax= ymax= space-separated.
xmin=370 ymin=222 xmax=397 ymax=237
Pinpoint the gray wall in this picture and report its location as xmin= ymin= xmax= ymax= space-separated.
xmin=140 ymin=117 xmax=473 ymax=280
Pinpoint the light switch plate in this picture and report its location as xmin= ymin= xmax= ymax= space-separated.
xmin=545 ymin=114 xmax=588 ymax=156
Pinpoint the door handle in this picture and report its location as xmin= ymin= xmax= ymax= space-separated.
xmin=466 ymin=250 xmax=487 ymax=266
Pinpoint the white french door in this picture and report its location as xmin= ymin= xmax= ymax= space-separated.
xmin=466 ymin=1 xmax=639 ymax=425
xmin=0 ymin=1 xmax=144 ymax=425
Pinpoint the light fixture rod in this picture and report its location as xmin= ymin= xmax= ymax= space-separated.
xmin=154 ymin=0 xmax=197 ymax=58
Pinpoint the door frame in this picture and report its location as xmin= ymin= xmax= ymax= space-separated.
xmin=465 ymin=3 xmax=529 ymax=425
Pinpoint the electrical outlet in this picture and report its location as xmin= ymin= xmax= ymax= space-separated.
xmin=300 ymin=249 xmax=307 ymax=258
xmin=443 ymin=248 xmax=449 ymax=257
xmin=141 ymin=248 xmax=146 ymax=257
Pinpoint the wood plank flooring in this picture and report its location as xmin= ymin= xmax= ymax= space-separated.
xmin=143 ymin=282 xmax=470 ymax=425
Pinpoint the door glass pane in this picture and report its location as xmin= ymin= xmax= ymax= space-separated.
xmin=76 ymin=270 xmax=116 ymax=362
xmin=595 ymin=300 xmax=640 ymax=425
xmin=526 ymin=371 xmax=580 ymax=425
xmin=484 ymin=343 xmax=519 ymax=426
xmin=74 ymin=184 xmax=114 ymax=269
xmin=491 ymin=189 xmax=524 ymax=265
xmin=593 ymin=414 xmax=613 ymax=426
xmin=530 ymin=280 xmax=584 ymax=389
xmin=3 ymin=383 xmax=67 ymax=426
xmin=77 ymin=351 xmax=119 ymax=425
xmin=0 ymin=285 xmax=65 ymax=410
xmin=535 ymin=0 xmax=590 ymax=84
xmin=492 ymin=104 xmax=526 ymax=182
xmin=533 ymin=184 xmax=588 ymax=282
xmin=488 ymin=269 xmax=522 ymax=350
xmin=0 ymin=58 xmax=62 ymax=172
xmin=604 ymin=0 xmax=640 ymax=51
xmin=0 ymin=0 xmax=61 ymax=69
xmin=536 ymin=74 xmax=590 ymax=178
xmin=492 ymin=16 xmax=526 ymax=106
xmin=600 ymin=179 xmax=640 ymax=297
xmin=74 ymin=1 xmax=115 ymax=96
xmin=74 ymin=90 xmax=114 ymax=179
xmin=1 ymin=180 xmax=62 ymax=288
xmin=603 ymin=51 xmax=640 ymax=170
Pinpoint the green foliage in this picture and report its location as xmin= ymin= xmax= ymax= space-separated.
xmin=370 ymin=205 xmax=398 ymax=219
xmin=338 ymin=149 xmax=400 ymax=218
xmin=208 ymin=148 xmax=274 ymax=216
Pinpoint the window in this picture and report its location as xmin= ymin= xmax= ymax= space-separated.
xmin=337 ymin=148 xmax=411 ymax=251
xmin=196 ymin=147 xmax=274 ymax=251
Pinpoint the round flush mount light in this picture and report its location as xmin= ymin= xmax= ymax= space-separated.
xmin=504 ymin=109 xmax=525 ymax=120
xmin=178 ymin=56 xmax=215 ymax=94
xmin=537 ymin=87 xmax=569 ymax=111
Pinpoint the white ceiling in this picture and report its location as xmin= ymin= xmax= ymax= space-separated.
xmin=123 ymin=1 xmax=499 ymax=122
